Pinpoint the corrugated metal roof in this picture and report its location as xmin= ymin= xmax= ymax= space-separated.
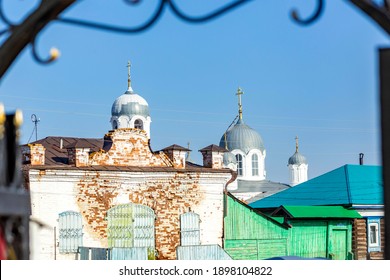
xmin=231 ymin=180 xmax=291 ymax=203
xmin=249 ymin=164 xmax=383 ymax=208
xmin=273 ymin=205 xmax=362 ymax=219
xmin=24 ymin=136 xmax=103 ymax=165
xmin=22 ymin=136 xmax=232 ymax=174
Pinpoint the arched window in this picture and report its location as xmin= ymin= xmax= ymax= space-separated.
xmin=134 ymin=119 xmax=144 ymax=130
xmin=113 ymin=120 xmax=118 ymax=129
xmin=252 ymin=154 xmax=259 ymax=176
xmin=107 ymin=203 xmax=155 ymax=248
xmin=236 ymin=154 xmax=243 ymax=176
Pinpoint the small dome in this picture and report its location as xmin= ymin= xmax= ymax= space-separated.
xmin=223 ymin=151 xmax=237 ymax=166
xmin=288 ymin=151 xmax=307 ymax=165
xmin=111 ymin=89 xmax=150 ymax=119
xmin=219 ymin=119 xmax=265 ymax=154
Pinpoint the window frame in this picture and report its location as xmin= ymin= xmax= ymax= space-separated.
xmin=367 ymin=217 xmax=381 ymax=252
xmin=236 ymin=154 xmax=243 ymax=176
xmin=251 ymin=154 xmax=259 ymax=176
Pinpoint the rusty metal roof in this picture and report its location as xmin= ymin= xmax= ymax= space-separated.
xmin=24 ymin=136 xmax=103 ymax=165
xmin=22 ymin=137 xmax=232 ymax=174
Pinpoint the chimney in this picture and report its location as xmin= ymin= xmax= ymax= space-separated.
xmin=23 ymin=143 xmax=46 ymax=165
xmin=66 ymin=140 xmax=90 ymax=167
xmin=359 ymin=153 xmax=364 ymax=165
xmin=162 ymin=144 xmax=190 ymax=169
xmin=199 ymin=144 xmax=227 ymax=169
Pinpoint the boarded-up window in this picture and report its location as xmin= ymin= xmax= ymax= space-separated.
xmin=180 ymin=212 xmax=200 ymax=246
xmin=107 ymin=203 xmax=155 ymax=249
xmin=58 ymin=211 xmax=83 ymax=253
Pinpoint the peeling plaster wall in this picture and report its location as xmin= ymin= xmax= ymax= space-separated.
xmin=29 ymin=169 xmax=230 ymax=260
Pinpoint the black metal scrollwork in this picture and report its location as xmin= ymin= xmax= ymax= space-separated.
xmin=0 ymin=0 xmax=252 ymax=65
xmin=291 ymin=0 xmax=324 ymax=25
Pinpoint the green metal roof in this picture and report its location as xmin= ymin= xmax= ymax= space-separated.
xmin=249 ymin=164 xmax=383 ymax=208
xmin=273 ymin=205 xmax=362 ymax=219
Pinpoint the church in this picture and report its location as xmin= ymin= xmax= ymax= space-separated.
xmin=21 ymin=62 xmax=308 ymax=260
xmin=218 ymin=87 xmax=308 ymax=202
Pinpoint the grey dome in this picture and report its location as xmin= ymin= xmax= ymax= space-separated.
xmin=219 ymin=119 xmax=265 ymax=154
xmin=111 ymin=89 xmax=150 ymax=119
xmin=288 ymin=151 xmax=307 ymax=165
xmin=223 ymin=151 xmax=237 ymax=166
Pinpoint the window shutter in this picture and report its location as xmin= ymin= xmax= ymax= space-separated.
xmin=180 ymin=212 xmax=200 ymax=246
xmin=58 ymin=211 xmax=83 ymax=253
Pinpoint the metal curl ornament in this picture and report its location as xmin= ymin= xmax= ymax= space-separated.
xmin=31 ymin=36 xmax=60 ymax=65
xmin=56 ymin=0 xmax=251 ymax=33
xmin=0 ymin=0 xmax=15 ymax=28
xmin=291 ymin=0 xmax=324 ymax=25
xmin=167 ymin=0 xmax=252 ymax=24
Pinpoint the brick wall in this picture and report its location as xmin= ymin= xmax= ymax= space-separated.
xmin=76 ymin=172 xmax=206 ymax=260
xmin=352 ymin=218 xmax=385 ymax=260
xmin=89 ymin=129 xmax=172 ymax=167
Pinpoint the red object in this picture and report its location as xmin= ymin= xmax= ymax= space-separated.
xmin=0 ymin=227 xmax=7 ymax=260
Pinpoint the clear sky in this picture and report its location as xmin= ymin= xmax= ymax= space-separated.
xmin=0 ymin=0 xmax=388 ymax=183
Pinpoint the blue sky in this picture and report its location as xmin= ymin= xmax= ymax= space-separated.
xmin=0 ymin=0 xmax=388 ymax=183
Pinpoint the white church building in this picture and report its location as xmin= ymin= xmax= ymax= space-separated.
xmin=218 ymin=88 xmax=308 ymax=202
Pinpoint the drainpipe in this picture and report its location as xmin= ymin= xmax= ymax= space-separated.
xmin=222 ymin=170 xmax=237 ymax=248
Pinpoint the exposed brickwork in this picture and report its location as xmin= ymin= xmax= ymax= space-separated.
xmin=200 ymin=151 xmax=224 ymax=169
xmin=89 ymin=129 xmax=172 ymax=167
xmin=68 ymin=148 xmax=90 ymax=167
xmin=352 ymin=219 xmax=367 ymax=260
xmin=352 ymin=218 xmax=385 ymax=260
xmin=164 ymin=150 xmax=186 ymax=169
xmin=128 ymin=173 xmax=201 ymax=260
xmin=26 ymin=144 xmax=46 ymax=165
xmin=76 ymin=171 xmax=202 ymax=260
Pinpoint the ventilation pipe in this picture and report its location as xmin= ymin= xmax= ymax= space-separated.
xmin=359 ymin=153 xmax=364 ymax=165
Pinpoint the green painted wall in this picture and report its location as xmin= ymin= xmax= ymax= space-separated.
xmin=224 ymin=195 xmax=354 ymax=260
xmin=288 ymin=220 xmax=328 ymax=258
xmin=224 ymin=195 xmax=288 ymax=259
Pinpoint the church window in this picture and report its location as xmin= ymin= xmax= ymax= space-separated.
xmin=134 ymin=119 xmax=144 ymax=130
xmin=113 ymin=120 xmax=118 ymax=129
xmin=107 ymin=203 xmax=155 ymax=248
xmin=236 ymin=154 xmax=243 ymax=176
xmin=252 ymin=154 xmax=259 ymax=176
xmin=58 ymin=211 xmax=83 ymax=253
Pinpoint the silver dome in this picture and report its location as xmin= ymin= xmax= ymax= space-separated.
xmin=219 ymin=119 xmax=265 ymax=154
xmin=111 ymin=90 xmax=150 ymax=119
xmin=288 ymin=151 xmax=307 ymax=165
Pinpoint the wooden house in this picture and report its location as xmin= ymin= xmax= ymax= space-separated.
xmin=224 ymin=193 xmax=361 ymax=259
xmin=250 ymin=164 xmax=384 ymax=260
